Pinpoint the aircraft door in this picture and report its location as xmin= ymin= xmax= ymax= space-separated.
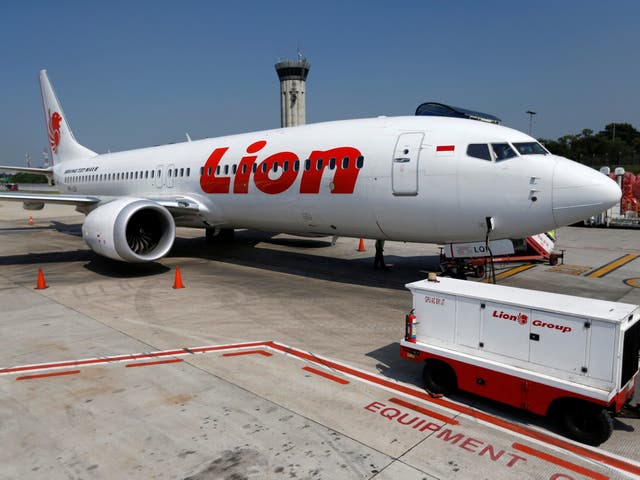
xmin=392 ymin=133 xmax=423 ymax=196
xmin=153 ymin=164 xmax=164 ymax=189
xmin=166 ymin=164 xmax=175 ymax=188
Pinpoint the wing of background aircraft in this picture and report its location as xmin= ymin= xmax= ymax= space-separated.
xmin=0 ymin=166 xmax=54 ymax=177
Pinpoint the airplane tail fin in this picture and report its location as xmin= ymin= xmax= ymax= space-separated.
xmin=39 ymin=69 xmax=96 ymax=164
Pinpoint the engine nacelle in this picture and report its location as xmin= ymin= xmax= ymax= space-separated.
xmin=82 ymin=198 xmax=175 ymax=262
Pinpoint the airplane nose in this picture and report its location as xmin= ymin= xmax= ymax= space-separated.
xmin=552 ymin=157 xmax=621 ymax=226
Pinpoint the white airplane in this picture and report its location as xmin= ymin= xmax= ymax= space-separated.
xmin=0 ymin=70 xmax=620 ymax=263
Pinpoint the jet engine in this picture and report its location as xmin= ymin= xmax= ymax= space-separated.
xmin=82 ymin=198 xmax=175 ymax=262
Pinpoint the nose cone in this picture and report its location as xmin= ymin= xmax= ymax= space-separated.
xmin=552 ymin=157 xmax=621 ymax=226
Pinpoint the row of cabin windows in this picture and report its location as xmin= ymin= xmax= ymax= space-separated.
xmin=199 ymin=155 xmax=365 ymax=177
xmin=64 ymin=155 xmax=366 ymax=185
xmin=64 ymin=167 xmax=191 ymax=184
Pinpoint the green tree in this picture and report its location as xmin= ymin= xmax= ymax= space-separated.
xmin=9 ymin=173 xmax=49 ymax=184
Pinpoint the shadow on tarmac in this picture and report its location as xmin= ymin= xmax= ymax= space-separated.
xmin=84 ymin=257 xmax=170 ymax=278
xmin=169 ymin=230 xmax=441 ymax=291
xmin=0 ymin=228 xmax=439 ymax=287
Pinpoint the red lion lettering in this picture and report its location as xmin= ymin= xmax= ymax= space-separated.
xmin=48 ymin=110 xmax=62 ymax=153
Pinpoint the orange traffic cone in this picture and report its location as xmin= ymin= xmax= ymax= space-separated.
xmin=28 ymin=216 xmax=33 ymax=225
xmin=35 ymin=268 xmax=48 ymax=289
xmin=357 ymin=238 xmax=366 ymax=252
xmin=172 ymin=267 xmax=185 ymax=289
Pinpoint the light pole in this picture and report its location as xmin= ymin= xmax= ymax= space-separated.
xmin=526 ymin=110 xmax=537 ymax=136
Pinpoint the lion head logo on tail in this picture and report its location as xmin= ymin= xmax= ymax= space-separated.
xmin=48 ymin=109 xmax=62 ymax=153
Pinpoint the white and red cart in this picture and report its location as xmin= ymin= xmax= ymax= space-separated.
xmin=440 ymin=233 xmax=563 ymax=279
xmin=401 ymin=277 xmax=640 ymax=445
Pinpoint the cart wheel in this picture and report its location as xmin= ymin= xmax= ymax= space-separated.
xmin=557 ymin=400 xmax=613 ymax=446
xmin=423 ymin=360 xmax=457 ymax=396
xmin=549 ymin=254 xmax=559 ymax=266
xmin=474 ymin=265 xmax=486 ymax=278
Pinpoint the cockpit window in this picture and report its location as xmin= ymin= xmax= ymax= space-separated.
xmin=492 ymin=143 xmax=517 ymax=161
xmin=467 ymin=144 xmax=492 ymax=161
xmin=513 ymin=142 xmax=548 ymax=155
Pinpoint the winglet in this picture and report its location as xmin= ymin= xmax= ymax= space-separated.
xmin=39 ymin=69 xmax=96 ymax=164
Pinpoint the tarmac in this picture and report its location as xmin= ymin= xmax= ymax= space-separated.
xmin=1 ymin=201 xmax=639 ymax=480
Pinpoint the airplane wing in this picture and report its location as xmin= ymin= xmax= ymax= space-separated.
xmin=0 ymin=192 xmax=100 ymax=206
xmin=0 ymin=166 xmax=54 ymax=177
xmin=0 ymin=192 xmax=206 ymax=216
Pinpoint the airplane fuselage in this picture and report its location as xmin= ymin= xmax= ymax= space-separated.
xmin=53 ymin=116 xmax=592 ymax=244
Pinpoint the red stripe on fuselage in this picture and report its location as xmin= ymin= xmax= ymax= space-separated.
xmin=436 ymin=145 xmax=455 ymax=152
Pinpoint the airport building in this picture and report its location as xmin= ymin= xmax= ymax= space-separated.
xmin=275 ymin=56 xmax=310 ymax=127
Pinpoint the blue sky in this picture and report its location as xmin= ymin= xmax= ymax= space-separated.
xmin=1 ymin=1 xmax=638 ymax=166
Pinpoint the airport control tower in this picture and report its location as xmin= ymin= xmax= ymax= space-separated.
xmin=275 ymin=55 xmax=310 ymax=127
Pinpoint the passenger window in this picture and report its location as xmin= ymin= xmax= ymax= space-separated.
xmin=216 ymin=166 xmax=220 ymax=175
xmin=200 ymin=167 xmax=204 ymax=176
xmin=273 ymin=162 xmax=278 ymax=172
xmin=316 ymin=158 xmax=323 ymax=170
xmin=294 ymin=160 xmax=300 ymax=172
xmin=329 ymin=158 xmax=336 ymax=170
xmin=283 ymin=161 xmax=289 ymax=171
xmin=342 ymin=157 xmax=349 ymax=169
xmin=157 ymin=169 xmax=161 ymax=177
xmin=467 ymin=144 xmax=492 ymax=161
xmin=186 ymin=168 xmax=190 ymax=176
xmin=304 ymin=159 xmax=311 ymax=171
xmin=242 ymin=164 xmax=247 ymax=174
xmin=356 ymin=156 xmax=364 ymax=168
xmin=168 ymin=170 xmax=172 ymax=177
xmin=252 ymin=164 xmax=257 ymax=173
xmin=174 ymin=168 xmax=178 ymax=177
xmin=232 ymin=165 xmax=236 ymax=174
xmin=261 ymin=163 xmax=267 ymax=173
xmin=492 ymin=143 xmax=517 ymax=161
xmin=151 ymin=170 xmax=154 ymax=179
xmin=224 ymin=165 xmax=229 ymax=175
xmin=180 ymin=168 xmax=184 ymax=177
xmin=145 ymin=171 xmax=148 ymax=179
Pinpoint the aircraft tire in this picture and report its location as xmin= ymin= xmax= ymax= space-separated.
xmin=205 ymin=228 xmax=235 ymax=244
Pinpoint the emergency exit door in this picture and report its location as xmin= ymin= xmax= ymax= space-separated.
xmin=392 ymin=133 xmax=423 ymax=196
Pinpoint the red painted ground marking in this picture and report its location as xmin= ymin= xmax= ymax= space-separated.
xmin=222 ymin=350 xmax=272 ymax=358
xmin=3 ymin=340 xmax=639 ymax=477
xmin=0 ymin=341 xmax=268 ymax=375
xmin=512 ymin=443 xmax=608 ymax=480
xmin=265 ymin=341 xmax=640 ymax=478
xmin=16 ymin=370 xmax=80 ymax=381
xmin=125 ymin=359 xmax=184 ymax=368
xmin=389 ymin=397 xmax=459 ymax=425
xmin=302 ymin=366 xmax=349 ymax=385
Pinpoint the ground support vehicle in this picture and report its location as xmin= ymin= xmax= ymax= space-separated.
xmin=401 ymin=277 xmax=640 ymax=445
xmin=440 ymin=233 xmax=563 ymax=279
